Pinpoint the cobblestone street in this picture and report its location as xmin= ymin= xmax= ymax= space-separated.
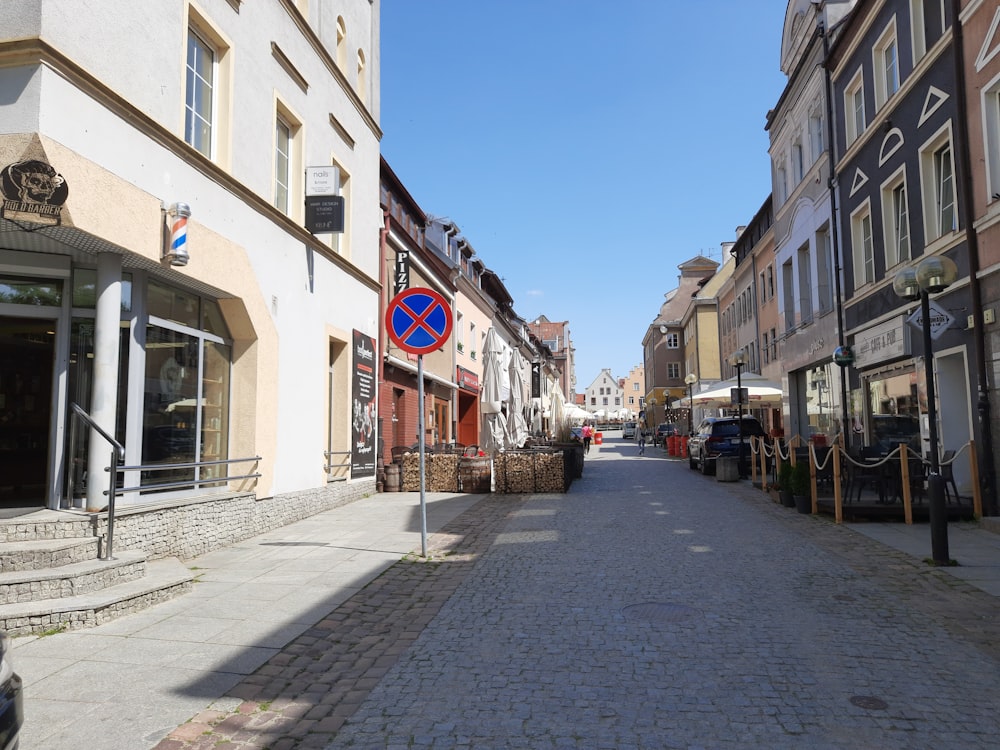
xmin=159 ymin=439 xmax=1000 ymax=749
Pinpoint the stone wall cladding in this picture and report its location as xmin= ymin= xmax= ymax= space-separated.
xmin=93 ymin=479 xmax=376 ymax=560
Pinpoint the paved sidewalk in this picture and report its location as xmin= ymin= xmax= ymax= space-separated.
xmin=12 ymin=435 xmax=1000 ymax=748
xmin=13 ymin=491 xmax=486 ymax=750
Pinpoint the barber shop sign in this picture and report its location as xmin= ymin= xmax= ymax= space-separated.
xmin=1 ymin=159 xmax=69 ymax=223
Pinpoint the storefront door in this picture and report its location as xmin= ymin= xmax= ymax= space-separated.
xmin=0 ymin=317 xmax=55 ymax=507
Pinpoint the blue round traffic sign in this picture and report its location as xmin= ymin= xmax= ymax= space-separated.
xmin=385 ymin=287 xmax=453 ymax=356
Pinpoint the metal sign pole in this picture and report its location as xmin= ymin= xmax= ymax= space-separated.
xmin=417 ymin=354 xmax=428 ymax=557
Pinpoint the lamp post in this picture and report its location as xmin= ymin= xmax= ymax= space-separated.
xmin=684 ymin=373 xmax=698 ymax=435
xmin=728 ymin=350 xmax=747 ymax=476
xmin=647 ymin=397 xmax=657 ymax=437
xmin=892 ymin=255 xmax=958 ymax=565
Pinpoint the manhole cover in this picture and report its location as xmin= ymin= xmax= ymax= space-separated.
xmin=850 ymin=695 xmax=888 ymax=710
xmin=622 ymin=602 xmax=699 ymax=623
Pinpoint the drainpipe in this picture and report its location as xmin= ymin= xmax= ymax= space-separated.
xmin=378 ymin=207 xmax=389 ymax=468
xmin=950 ymin=0 xmax=997 ymax=513
xmin=820 ymin=20 xmax=852 ymax=448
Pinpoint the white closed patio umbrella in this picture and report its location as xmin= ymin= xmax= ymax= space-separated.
xmin=480 ymin=328 xmax=508 ymax=454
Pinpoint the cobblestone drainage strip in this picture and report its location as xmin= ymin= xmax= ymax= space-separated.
xmin=622 ymin=602 xmax=700 ymax=623
xmin=850 ymin=695 xmax=889 ymax=710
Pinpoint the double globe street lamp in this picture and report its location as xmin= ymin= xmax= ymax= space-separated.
xmin=892 ymin=254 xmax=958 ymax=565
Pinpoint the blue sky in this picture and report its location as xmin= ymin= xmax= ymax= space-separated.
xmin=380 ymin=1 xmax=790 ymax=392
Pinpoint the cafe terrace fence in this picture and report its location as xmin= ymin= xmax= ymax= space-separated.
xmin=749 ymin=434 xmax=984 ymax=524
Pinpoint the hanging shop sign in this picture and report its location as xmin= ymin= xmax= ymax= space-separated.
xmin=1 ymin=159 xmax=69 ymax=224
xmin=457 ymin=366 xmax=479 ymax=392
xmin=531 ymin=361 xmax=541 ymax=398
xmin=394 ymin=249 xmax=410 ymax=295
xmin=906 ymin=300 xmax=955 ymax=341
xmin=351 ymin=330 xmax=376 ymax=478
xmin=304 ymin=165 xmax=344 ymax=234
xmin=854 ymin=316 xmax=908 ymax=369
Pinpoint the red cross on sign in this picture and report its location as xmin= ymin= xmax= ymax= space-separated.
xmin=385 ymin=287 xmax=453 ymax=356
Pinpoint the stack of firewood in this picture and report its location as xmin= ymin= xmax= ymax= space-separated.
xmin=495 ymin=451 xmax=565 ymax=493
xmin=401 ymin=452 xmax=459 ymax=492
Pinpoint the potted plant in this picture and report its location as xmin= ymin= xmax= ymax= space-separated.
xmin=778 ymin=461 xmax=795 ymax=508
xmin=791 ymin=460 xmax=812 ymax=514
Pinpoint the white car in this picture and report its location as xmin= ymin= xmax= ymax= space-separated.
xmin=622 ymin=421 xmax=637 ymax=439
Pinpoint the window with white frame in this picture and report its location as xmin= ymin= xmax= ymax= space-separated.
xmin=984 ymin=74 xmax=1000 ymax=201
xmin=782 ymin=260 xmax=796 ymax=331
xmin=845 ymin=69 xmax=866 ymax=146
xmin=797 ymin=243 xmax=813 ymax=324
xmin=881 ymin=169 xmax=911 ymax=268
xmin=851 ymin=201 xmax=876 ymax=287
xmin=815 ymin=228 xmax=834 ymax=314
xmin=792 ymin=138 xmax=804 ymax=184
xmin=666 ymin=333 xmax=679 ymax=348
xmin=274 ymin=116 xmax=291 ymax=213
xmin=919 ymin=127 xmax=958 ymax=241
xmin=667 ymin=363 xmax=680 ymax=379
xmin=808 ymin=110 xmax=825 ymax=162
xmin=910 ymin=0 xmax=927 ymax=62
xmin=873 ymin=21 xmax=900 ymax=111
xmin=185 ymin=28 xmax=216 ymax=157
xmin=775 ymin=160 xmax=788 ymax=204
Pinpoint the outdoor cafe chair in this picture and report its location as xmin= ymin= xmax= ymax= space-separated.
xmin=941 ymin=450 xmax=961 ymax=504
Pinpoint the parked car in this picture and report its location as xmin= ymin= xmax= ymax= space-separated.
xmin=652 ymin=423 xmax=680 ymax=447
xmin=687 ymin=416 xmax=766 ymax=475
xmin=0 ymin=632 xmax=23 ymax=750
xmin=622 ymin=421 xmax=637 ymax=439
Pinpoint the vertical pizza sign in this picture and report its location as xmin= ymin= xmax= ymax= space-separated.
xmin=351 ymin=330 xmax=377 ymax=478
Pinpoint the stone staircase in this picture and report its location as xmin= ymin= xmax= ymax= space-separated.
xmin=0 ymin=511 xmax=194 ymax=636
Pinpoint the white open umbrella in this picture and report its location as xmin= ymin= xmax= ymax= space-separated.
xmin=480 ymin=328 xmax=508 ymax=454
xmin=692 ymin=373 xmax=783 ymax=407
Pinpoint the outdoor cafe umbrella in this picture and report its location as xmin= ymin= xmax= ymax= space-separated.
xmin=691 ymin=373 xmax=783 ymax=407
xmin=506 ymin=350 xmax=530 ymax=448
xmin=480 ymin=327 xmax=508 ymax=453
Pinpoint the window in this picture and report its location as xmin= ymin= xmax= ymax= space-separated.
xmin=851 ymin=202 xmax=876 ymax=287
xmin=782 ymin=260 xmax=796 ymax=331
xmin=775 ymin=160 xmax=788 ymax=204
xmin=873 ymin=22 xmax=900 ymax=110
xmin=184 ymin=11 xmax=230 ymax=165
xmin=762 ymin=331 xmax=770 ymax=365
xmin=815 ymin=228 xmax=834 ymax=314
xmin=919 ymin=128 xmax=958 ymax=242
xmin=274 ymin=117 xmax=291 ymax=213
xmin=984 ymin=75 xmax=1000 ymax=200
xmin=792 ymin=139 xmax=804 ymax=184
xmin=845 ymin=69 xmax=866 ymax=145
xmin=185 ymin=29 xmax=215 ymax=157
xmin=797 ymin=243 xmax=813 ymax=324
xmin=766 ymin=265 xmax=774 ymax=298
xmin=667 ymin=363 xmax=680 ymax=379
xmin=934 ymin=144 xmax=956 ymax=235
xmin=808 ymin=110 xmax=825 ymax=161
xmin=881 ymin=170 xmax=911 ymax=268
xmin=770 ymin=328 xmax=777 ymax=361
xmin=666 ymin=333 xmax=679 ymax=348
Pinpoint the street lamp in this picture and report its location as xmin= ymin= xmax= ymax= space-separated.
xmin=728 ymin=350 xmax=747 ymax=476
xmin=684 ymin=373 xmax=698 ymax=434
xmin=892 ymin=254 xmax=958 ymax=565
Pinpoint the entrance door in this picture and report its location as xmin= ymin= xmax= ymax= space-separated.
xmin=0 ymin=317 xmax=55 ymax=507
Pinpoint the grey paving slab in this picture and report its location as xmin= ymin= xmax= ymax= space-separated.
xmin=12 ymin=491 xmax=484 ymax=750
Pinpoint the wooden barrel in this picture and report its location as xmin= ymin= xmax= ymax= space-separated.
xmin=459 ymin=457 xmax=492 ymax=493
xmin=383 ymin=463 xmax=401 ymax=492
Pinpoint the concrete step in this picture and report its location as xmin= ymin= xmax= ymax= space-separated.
xmin=0 ymin=550 xmax=147 ymax=605
xmin=0 ymin=513 xmax=93 ymax=543
xmin=0 ymin=537 xmax=99 ymax=572
xmin=0 ymin=557 xmax=195 ymax=635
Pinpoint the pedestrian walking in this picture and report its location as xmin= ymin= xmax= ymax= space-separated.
xmin=581 ymin=423 xmax=593 ymax=453
xmin=638 ymin=431 xmax=645 ymax=455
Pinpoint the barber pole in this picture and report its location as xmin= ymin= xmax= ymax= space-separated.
xmin=164 ymin=202 xmax=191 ymax=266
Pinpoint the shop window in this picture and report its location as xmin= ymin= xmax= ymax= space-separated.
xmin=0 ymin=275 xmax=62 ymax=306
xmin=72 ymin=269 xmax=133 ymax=312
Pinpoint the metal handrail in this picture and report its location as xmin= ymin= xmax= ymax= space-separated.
xmin=324 ymin=450 xmax=351 ymax=481
xmin=69 ymin=403 xmax=124 ymax=560
xmin=110 ymin=455 xmax=261 ymax=495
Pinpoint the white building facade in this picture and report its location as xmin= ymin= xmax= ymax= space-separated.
xmin=0 ymin=1 xmax=382 ymax=528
